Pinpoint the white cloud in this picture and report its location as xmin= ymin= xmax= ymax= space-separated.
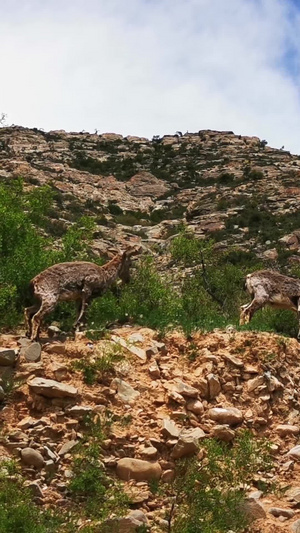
xmin=0 ymin=0 xmax=300 ymax=153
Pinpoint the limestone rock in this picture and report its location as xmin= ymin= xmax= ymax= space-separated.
xmin=240 ymin=497 xmax=266 ymax=521
xmin=140 ymin=447 xmax=158 ymax=459
xmin=0 ymin=349 xmax=16 ymax=366
xmin=186 ymin=399 xmax=204 ymax=415
xmin=288 ymin=445 xmax=300 ymax=460
xmin=171 ymin=427 xmax=205 ymax=459
xmin=28 ymin=377 xmax=78 ymax=398
xmin=21 ymin=447 xmax=45 ymax=469
xmin=268 ymin=507 xmax=294 ymax=518
xmin=174 ymin=381 xmax=199 ymax=398
xmin=162 ymin=419 xmax=180 ymax=439
xmin=111 ymin=378 xmax=140 ymax=404
xmin=23 ymin=342 xmax=41 ymax=362
xmin=276 ymin=424 xmax=300 ymax=437
xmin=58 ymin=440 xmax=79 ymax=456
xmin=103 ymin=510 xmax=148 ymax=533
xmin=116 ymin=458 xmax=162 ymax=481
xmin=208 ymin=407 xmax=243 ymax=426
xmin=148 ymin=361 xmax=160 ymax=379
xmin=212 ymin=425 xmax=235 ymax=442
xmin=207 ymin=374 xmax=221 ymax=399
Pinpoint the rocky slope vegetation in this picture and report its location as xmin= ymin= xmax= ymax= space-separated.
xmin=1 ymin=327 xmax=300 ymax=531
xmin=2 ymin=126 xmax=300 ymax=532
xmin=1 ymin=126 xmax=300 ymax=260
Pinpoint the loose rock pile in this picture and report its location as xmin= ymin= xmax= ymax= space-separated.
xmin=1 ymin=327 xmax=300 ymax=531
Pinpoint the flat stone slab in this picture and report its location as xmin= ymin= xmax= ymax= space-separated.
xmin=24 ymin=342 xmax=41 ymax=362
xmin=111 ymin=335 xmax=147 ymax=362
xmin=116 ymin=458 xmax=162 ymax=481
xmin=28 ymin=377 xmax=78 ymax=398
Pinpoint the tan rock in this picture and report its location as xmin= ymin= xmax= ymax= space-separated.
xmin=212 ymin=425 xmax=235 ymax=442
xmin=240 ymin=497 xmax=266 ymax=521
xmin=21 ymin=448 xmax=45 ymax=469
xmin=162 ymin=419 xmax=180 ymax=438
xmin=174 ymin=381 xmax=199 ymax=398
xmin=171 ymin=427 xmax=205 ymax=459
xmin=116 ymin=458 xmax=162 ymax=481
xmin=276 ymin=424 xmax=300 ymax=437
xmin=207 ymin=374 xmax=221 ymax=399
xmin=28 ymin=377 xmax=78 ymax=398
xmin=186 ymin=399 xmax=204 ymax=415
xmin=208 ymin=407 xmax=243 ymax=426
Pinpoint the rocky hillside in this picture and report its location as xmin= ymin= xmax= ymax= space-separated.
xmin=1 ymin=126 xmax=300 ymax=260
xmin=2 ymin=126 xmax=300 ymax=532
xmin=2 ymin=327 xmax=300 ymax=531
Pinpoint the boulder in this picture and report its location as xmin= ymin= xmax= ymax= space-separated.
xmin=288 ymin=445 xmax=300 ymax=460
xmin=171 ymin=427 xmax=205 ymax=459
xmin=111 ymin=378 xmax=140 ymax=404
xmin=186 ymin=399 xmax=204 ymax=415
xmin=208 ymin=407 xmax=243 ymax=426
xmin=276 ymin=425 xmax=300 ymax=437
xmin=21 ymin=448 xmax=45 ymax=469
xmin=23 ymin=342 xmax=41 ymax=362
xmin=28 ymin=377 xmax=78 ymax=398
xmin=102 ymin=510 xmax=148 ymax=533
xmin=240 ymin=497 xmax=266 ymax=521
xmin=174 ymin=381 xmax=199 ymax=398
xmin=116 ymin=458 xmax=162 ymax=481
xmin=207 ymin=374 xmax=221 ymax=399
xmin=0 ymin=349 xmax=16 ymax=366
xmin=162 ymin=419 xmax=180 ymax=439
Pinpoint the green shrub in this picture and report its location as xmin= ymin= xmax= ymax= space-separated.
xmin=0 ymin=461 xmax=69 ymax=532
xmin=170 ymin=431 xmax=273 ymax=533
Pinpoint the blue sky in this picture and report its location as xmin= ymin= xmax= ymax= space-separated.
xmin=1 ymin=0 xmax=300 ymax=153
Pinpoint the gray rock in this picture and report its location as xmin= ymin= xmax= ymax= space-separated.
xmin=171 ymin=427 xmax=205 ymax=459
xmin=212 ymin=425 xmax=235 ymax=442
xmin=186 ymin=399 xmax=204 ymax=415
xmin=268 ymin=507 xmax=294 ymax=518
xmin=162 ymin=419 xmax=180 ymax=438
xmin=174 ymin=381 xmax=199 ymax=398
xmin=58 ymin=440 xmax=79 ymax=456
xmin=207 ymin=374 xmax=221 ymax=399
xmin=288 ymin=445 xmax=300 ymax=461
xmin=0 ymin=349 xmax=16 ymax=366
xmin=23 ymin=342 xmax=41 ymax=362
xmin=21 ymin=448 xmax=45 ymax=469
xmin=116 ymin=458 xmax=162 ymax=481
xmin=102 ymin=510 xmax=148 ymax=533
xmin=240 ymin=497 xmax=266 ymax=521
xmin=65 ymin=405 xmax=93 ymax=418
xmin=111 ymin=378 xmax=140 ymax=404
xmin=28 ymin=377 xmax=78 ymax=398
xmin=25 ymin=481 xmax=44 ymax=498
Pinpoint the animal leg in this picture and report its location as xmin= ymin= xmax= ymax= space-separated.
xmin=297 ymin=299 xmax=300 ymax=341
xmin=24 ymin=304 xmax=40 ymax=338
xmin=240 ymin=296 xmax=267 ymax=325
xmin=30 ymin=297 xmax=57 ymax=341
xmin=73 ymin=288 xmax=91 ymax=331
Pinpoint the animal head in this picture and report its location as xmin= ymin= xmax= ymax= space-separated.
xmin=119 ymin=245 xmax=141 ymax=284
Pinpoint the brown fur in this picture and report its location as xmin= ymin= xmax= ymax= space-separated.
xmin=240 ymin=269 xmax=300 ymax=337
xmin=25 ymin=247 xmax=139 ymax=341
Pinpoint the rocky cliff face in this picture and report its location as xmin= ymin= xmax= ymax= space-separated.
xmin=1 ymin=126 xmax=300 ymax=258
